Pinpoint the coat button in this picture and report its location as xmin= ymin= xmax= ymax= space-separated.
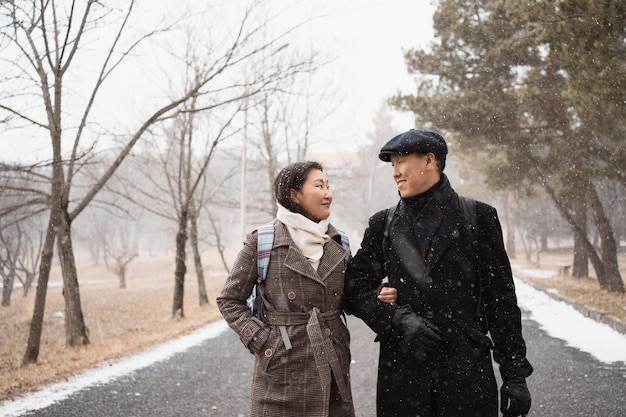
xmin=287 ymin=291 xmax=296 ymax=300
xmin=291 ymin=371 xmax=299 ymax=380
xmin=325 ymin=328 xmax=331 ymax=336
xmin=264 ymin=348 xmax=273 ymax=358
xmin=243 ymin=328 xmax=253 ymax=337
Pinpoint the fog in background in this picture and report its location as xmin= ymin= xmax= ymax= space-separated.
xmin=1 ymin=0 xmax=624 ymax=360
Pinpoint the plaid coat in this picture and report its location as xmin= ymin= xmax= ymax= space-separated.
xmin=217 ymin=220 xmax=355 ymax=417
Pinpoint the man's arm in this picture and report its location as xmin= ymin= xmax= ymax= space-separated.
xmin=343 ymin=209 xmax=399 ymax=337
xmin=478 ymin=202 xmax=533 ymax=380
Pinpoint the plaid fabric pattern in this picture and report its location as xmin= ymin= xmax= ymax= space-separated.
xmin=217 ymin=220 xmax=355 ymax=417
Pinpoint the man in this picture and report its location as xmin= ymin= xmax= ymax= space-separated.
xmin=343 ymin=129 xmax=533 ymax=417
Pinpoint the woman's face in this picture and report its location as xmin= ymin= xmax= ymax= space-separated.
xmin=290 ymin=169 xmax=332 ymax=222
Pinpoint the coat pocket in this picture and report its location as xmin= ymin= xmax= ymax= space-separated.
xmin=257 ymin=327 xmax=282 ymax=372
xmin=465 ymin=324 xmax=494 ymax=349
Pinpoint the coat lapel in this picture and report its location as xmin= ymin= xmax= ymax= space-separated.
xmin=316 ymin=233 xmax=346 ymax=282
xmin=426 ymin=195 xmax=463 ymax=269
xmin=274 ymin=222 xmax=344 ymax=286
xmin=392 ymin=209 xmax=431 ymax=279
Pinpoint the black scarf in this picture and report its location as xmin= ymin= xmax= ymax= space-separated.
xmin=401 ymin=174 xmax=453 ymax=258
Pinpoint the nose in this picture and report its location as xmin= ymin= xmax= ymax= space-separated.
xmin=392 ymin=165 xmax=400 ymax=178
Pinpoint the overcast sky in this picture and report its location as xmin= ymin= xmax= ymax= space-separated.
xmin=0 ymin=0 xmax=436 ymax=161
xmin=305 ymin=0 xmax=436 ymax=150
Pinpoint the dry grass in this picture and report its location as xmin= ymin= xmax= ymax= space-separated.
xmin=0 ymin=254 xmax=228 ymax=403
xmin=511 ymin=249 xmax=626 ymax=323
xmin=1 ymin=249 xmax=625 ymax=404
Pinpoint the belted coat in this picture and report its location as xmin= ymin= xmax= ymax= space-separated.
xmin=217 ymin=220 xmax=355 ymax=417
xmin=343 ymin=193 xmax=533 ymax=417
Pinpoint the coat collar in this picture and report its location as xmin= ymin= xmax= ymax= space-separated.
xmin=272 ymin=220 xmax=345 ymax=284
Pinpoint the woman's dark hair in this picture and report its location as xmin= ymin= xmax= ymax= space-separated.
xmin=273 ymin=161 xmax=324 ymax=214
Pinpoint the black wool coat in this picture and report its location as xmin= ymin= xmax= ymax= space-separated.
xmin=343 ymin=193 xmax=533 ymax=417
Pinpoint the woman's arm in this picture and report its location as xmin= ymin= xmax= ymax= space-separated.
xmin=216 ymin=231 xmax=270 ymax=353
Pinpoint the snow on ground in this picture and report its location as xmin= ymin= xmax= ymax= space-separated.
xmin=0 ymin=321 xmax=230 ymax=417
xmin=1 ymin=273 xmax=625 ymax=416
xmin=514 ymin=276 xmax=626 ymax=364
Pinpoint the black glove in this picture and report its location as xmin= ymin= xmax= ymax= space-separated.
xmin=500 ymin=379 xmax=531 ymax=417
xmin=392 ymin=305 xmax=442 ymax=360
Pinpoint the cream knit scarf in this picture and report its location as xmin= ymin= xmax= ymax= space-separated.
xmin=276 ymin=204 xmax=330 ymax=270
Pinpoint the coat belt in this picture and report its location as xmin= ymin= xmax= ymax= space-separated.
xmin=263 ymin=309 xmax=341 ymax=326
xmin=263 ymin=308 xmax=352 ymax=413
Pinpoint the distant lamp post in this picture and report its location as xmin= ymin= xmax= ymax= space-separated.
xmin=240 ymin=92 xmax=249 ymax=242
xmin=240 ymin=43 xmax=289 ymax=241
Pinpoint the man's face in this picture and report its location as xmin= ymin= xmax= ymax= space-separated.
xmin=389 ymin=153 xmax=437 ymax=198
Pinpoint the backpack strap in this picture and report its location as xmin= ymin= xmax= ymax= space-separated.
xmin=249 ymin=220 xmax=292 ymax=349
xmin=459 ymin=196 xmax=477 ymax=229
xmin=246 ymin=221 xmax=275 ymax=318
xmin=336 ymin=227 xmax=352 ymax=271
xmin=256 ymin=221 xmax=275 ymax=284
xmin=458 ymin=196 xmax=488 ymax=330
xmin=382 ymin=204 xmax=399 ymax=266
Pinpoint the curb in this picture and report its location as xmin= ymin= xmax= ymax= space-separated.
xmin=514 ymin=274 xmax=626 ymax=336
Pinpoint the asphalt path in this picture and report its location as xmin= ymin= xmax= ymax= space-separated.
xmin=9 ymin=311 xmax=626 ymax=417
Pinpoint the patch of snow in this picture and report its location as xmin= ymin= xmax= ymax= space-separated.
xmin=515 ymin=277 xmax=626 ymax=364
xmin=0 ymin=320 xmax=229 ymax=417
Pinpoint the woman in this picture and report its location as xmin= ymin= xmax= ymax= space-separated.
xmin=217 ymin=161 xmax=395 ymax=417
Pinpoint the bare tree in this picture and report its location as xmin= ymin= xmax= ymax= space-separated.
xmin=12 ymin=222 xmax=44 ymax=298
xmin=0 ymin=0 xmax=318 ymax=364
xmin=203 ymin=207 xmax=231 ymax=274
xmin=101 ymin=217 xmax=140 ymax=289
xmin=0 ymin=188 xmax=46 ymax=303
xmin=0 ymin=232 xmax=19 ymax=307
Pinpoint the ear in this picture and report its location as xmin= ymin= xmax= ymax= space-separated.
xmin=290 ymin=189 xmax=300 ymax=204
xmin=425 ymin=153 xmax=436 ymax=168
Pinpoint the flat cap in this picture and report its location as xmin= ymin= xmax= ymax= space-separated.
xmin=379 ymin=129 xmax=448 ymax=162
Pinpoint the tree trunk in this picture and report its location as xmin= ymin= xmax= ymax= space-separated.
xmin=189 ymin=204 xmax=209 ymax=306
xmin=539 ymin=178 xmax=606 ymax=289
xmin=1 ymin=270 xmax=14 ymax=307
xmin=23 ymin=272 xmax=36 ymax=297
xmin=57 ymin=212 xmax=90 ymax=346
xmin=172 ymin=210 xmax=188 ymax=318
xmin=505 ymin=191 xmax=516 ymax=258
xmin=119 ymin=262 xmax=127 ymax=289
xmin=540 ymin=233 xmax=548 ymax=251
xmin=208 ymin=210 xmax=231 ymax=274
xmin=23 ymin=211 xmax=56 ymax=365
xmin=585 ymin=187 xmax=624 ymax=293
xmin=572 ymin=199 xmax=589 ymax=278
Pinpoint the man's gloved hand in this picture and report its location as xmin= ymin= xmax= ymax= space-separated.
xmin=392 ymin=305 xmax=442 ymax=360
xmin=500 ymin=378 xmax=531 ymax=417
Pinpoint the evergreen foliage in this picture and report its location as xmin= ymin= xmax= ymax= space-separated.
xmin=390 ymin=0 xmax=625 ymax=292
